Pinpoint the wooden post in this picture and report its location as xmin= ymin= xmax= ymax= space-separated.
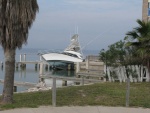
xmin=86 ymin=56 xmax=89 ymax=69
xmin=20 ymin=54 xmax=22 ymax=62
xmin=52 ymin=77 xmax=56 ymax=107
xmin=13 ymin=86 xmax=17 ymax=92
xmin=76 ymin=62 xmax=80 ymax=73
xmin=62 ymin=80 xmax=67 ymax=86
xmin=1 ymin=61 xmax=3 ymax=69
xmin=24 ymin=54 xmax=26 ymax=61
xmin=126 ymin=78 xmax=130 ymax=107
xmin=81 ymin=77 xmax=84 ymax=86
xmin=35 ymin=63 xmax=38 ymax=70
xmin=40 ymin=62 xmax=44 ymax=76
xmin=39 ymin=62 xmax=45 ymax=85
xmin=23 ymin=54 xmax=26 ymax=68
xmin=20 ymin=54 xmax=23 ymax=68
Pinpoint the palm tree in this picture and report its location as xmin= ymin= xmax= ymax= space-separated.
xmin=0 ymin=0 xmax=39 ymax=104
xmin=126 ymin=19 xmax=150 ymax=81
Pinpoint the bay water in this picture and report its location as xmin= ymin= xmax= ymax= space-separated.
xmin=0 ymin=48 xmax=99 ymax=94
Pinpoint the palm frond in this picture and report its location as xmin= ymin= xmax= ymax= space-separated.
xmin=0 ymin=0 xmax=39 ymax=50
xmin=126 ymin=31 xmax=139 ymax=40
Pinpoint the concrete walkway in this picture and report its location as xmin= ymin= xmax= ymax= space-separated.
xmin=1 ymin=106 xmax=150 ymax=113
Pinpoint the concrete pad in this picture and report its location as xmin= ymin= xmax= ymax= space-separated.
xmin=1 ymin=109 xmax=34 ymax=113
xmin=0 ymin=106 xmax=150 ymax=113
xmin=97 ymin=106 xmax=150 ymax=113
xmin=71 ymin=106 xmax=100 ymax=113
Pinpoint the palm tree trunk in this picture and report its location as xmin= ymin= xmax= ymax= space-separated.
xmin=148 ymin=59 xmax=150 ymax=82
xmin=1 ymin=49 xmax=15 ymax=104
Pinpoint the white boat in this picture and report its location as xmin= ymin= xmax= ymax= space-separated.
xmin=41 ymin=34 xmax=83 ymax=69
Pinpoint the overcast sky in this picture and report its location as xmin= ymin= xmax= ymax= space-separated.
xmin=27 ymin=0 xmax=142 ymax=51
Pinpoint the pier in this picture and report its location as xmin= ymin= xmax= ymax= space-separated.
xmin=0 ymin=54 xmax=105 ymax=92
xmin=40 ymin=74 xmax=103 ymax=84
xmin=0 ymin=53 xmax=105 ymax=73
xmin=15 ymin=53 xmax=51 ymax=70
xmin=76 ymin=56 xmax=104 ymax=71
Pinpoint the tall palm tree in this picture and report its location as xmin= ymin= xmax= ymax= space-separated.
xmin=126 ymin=19 xmax=150 ymax=81
xmin=0 ymin=0 xmax=39 ymax=104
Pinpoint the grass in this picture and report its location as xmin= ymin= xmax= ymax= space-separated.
xmin=0 ymin=82 xmax=150 ymax=110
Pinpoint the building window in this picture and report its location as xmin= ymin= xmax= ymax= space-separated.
xmin=148 ymin=2 xmax=150 ymax=16
xmin=148 ymin=8 xmax=150 ymax=16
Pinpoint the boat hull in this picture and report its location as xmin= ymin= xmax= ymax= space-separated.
xmin=42 ymin=53 xmax=83 ymax=70
xmin=42 ymin=53 xmax=83 ymax=63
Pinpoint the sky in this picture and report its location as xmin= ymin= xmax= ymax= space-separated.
xmin=27 ymin=0 xmax=142 ymax=51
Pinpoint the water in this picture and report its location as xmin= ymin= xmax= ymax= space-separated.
xmin=0 ymin=48 xmax=41 ymax=93
xmin=0 ymin=48 xmax=99 ymax=94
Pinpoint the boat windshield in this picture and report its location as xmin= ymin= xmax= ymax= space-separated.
xmin=62 ymin=52 xmax=79 ymax=58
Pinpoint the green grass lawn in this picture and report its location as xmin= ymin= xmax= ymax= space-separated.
xmin=0 ymin=82 xmax=150 ymax=110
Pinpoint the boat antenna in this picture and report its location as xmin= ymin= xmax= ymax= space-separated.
xmin=75 ymin=26 xmax=84 ymax=57
xmin=81 ymin=28 xmax=113 ymax=50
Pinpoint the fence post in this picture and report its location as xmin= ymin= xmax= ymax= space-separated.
xmin=81 ymin=76 xmax=84 ymax=85
xmin=52 ymin=77 xmax=56 ymax=107
xmin=126 ymin=78 xmax=130 ymax=107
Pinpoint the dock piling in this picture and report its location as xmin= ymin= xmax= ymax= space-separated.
xmin=35 ymin=63 xmax=38 ymax=70
xmin=39 ymin=62 xmax=44 ymax=76
xmin=62 ymin=80 xmax=67 ymax=86
xmin=1 ymin=61 xmax=3 ymax=69
xmin=13 ymin=86 xmax=17 ymax=92
xmin=24 ymin=54 xmax=26 ymax=62
xmin=20 ymin=54 xmax=22 ymax=62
